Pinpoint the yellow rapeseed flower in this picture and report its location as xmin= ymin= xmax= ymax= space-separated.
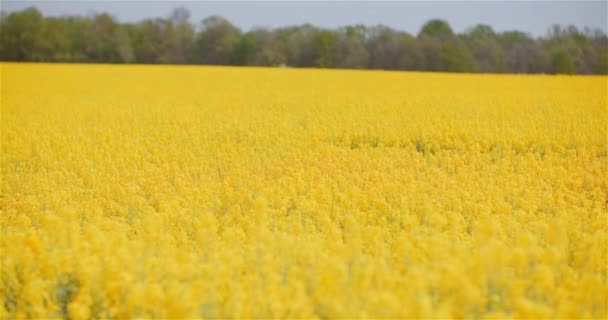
xmin=1 ymin=63 xmax=606 ymax=318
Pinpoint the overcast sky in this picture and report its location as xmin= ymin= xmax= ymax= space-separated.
xmin=2 ymin=1 xmax=607 ymax=37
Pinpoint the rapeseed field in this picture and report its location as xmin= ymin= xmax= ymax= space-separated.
xmin=1 ymin=63 xmax=607 ymax=319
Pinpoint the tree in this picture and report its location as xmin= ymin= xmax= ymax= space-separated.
xmin=499 ymin=31 xmax=550 ymax=73
xmin=195 ymin=16 xmax=240 ymax=65
xmin=590 ymin=30 xmax=608 ymax=73
xmin=438 ymin=41 xmax=475 ymax=72
xmin=276 ymin=24 xmax=318 ymax=67
xmin=463 ymin=24 xmax=506 ymax=72
xmin=313 ymin=29 xmax=337 ymax=68
xmin=397 ymin=33 xmax=425 ymax=70
xmin=552 ymin=49 xmax=576 ymax=74
xmin=250 ymin=28 xmax=286 ymax=66
xmin=1 ymin=7 xmax=606 ymax=74
xmin=115 ymin=26 xmax=134 ymax=63
xmin=231 ymin=32 xmax=256 ymax=65
xmin=87 ymin=13 xmax=122 ymax=63
xmin=367 ymin=25 xmax=423 ymax=70
xmin=34 ymin=17 xmax=72 ymax=61
xmin=170 ymin=7 xmax=195 ymax=64
xmin=0 ymin=7 xmax=44 ymax=61
xmin=596 ymin=46 xmax=608 ymax=74
xmin=66 ymin=17 xmax=93 ymax=62
xmin=419 ymin=19 xmax=453 ymax=39
xmin=138 ymin=18 xmax=173 ymax=63
xmin=366 ymin=25 xmax=402 ymax=69
xmin=418 ymin=19 xmax=474 ymax=72
xmin=335 ymin=25 xmax=369 ymax=69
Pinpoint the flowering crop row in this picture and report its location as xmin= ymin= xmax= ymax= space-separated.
xmin=1 ymin=63 xmax=606 ymax=318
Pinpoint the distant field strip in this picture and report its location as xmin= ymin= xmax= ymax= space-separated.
xmin=1 ymin=63 xmax=607 ymax=318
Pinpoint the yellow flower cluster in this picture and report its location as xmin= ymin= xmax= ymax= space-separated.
xmin=1 ymin=63 xmax=607 ymax=319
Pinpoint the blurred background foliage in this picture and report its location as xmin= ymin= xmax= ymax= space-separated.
xmin=1 ymin=6 xmax=606 ymax=74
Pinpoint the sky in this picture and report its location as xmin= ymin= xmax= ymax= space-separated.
xmin=1 ymin=1 xmax=607 ymax=37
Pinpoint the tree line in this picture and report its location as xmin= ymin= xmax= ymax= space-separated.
xmin=1 ymin=7 xmax=607 ymax=74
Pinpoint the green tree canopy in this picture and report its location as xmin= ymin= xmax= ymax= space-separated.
xmin=1 ymin=7 xmax=606 ymax=74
